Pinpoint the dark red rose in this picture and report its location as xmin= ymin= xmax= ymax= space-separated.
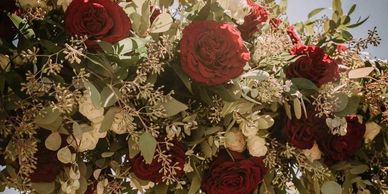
xmin=238 ymin=0 xmax=268 ymax=40
xmin=317 ymin=116 xmax=366 ymax=163
xmin=201 ymin=150 xmax=266 ymax=194
xmin=64 ymin=0 xmax=131 ymax=49
xmin=131 ymin=138 xmax=185 ymax=183
xmin=286 ymin=25 xmax=302 ymax=45
xmin=283 ymin=111 xmax=326 ymax=149
xmin=0 ymin=0 xmax=19 ymax=40
xmin=285 ymin=44 xmax=339 ymax=86
xmin=269 ymin=18 xmax=282 ymax=31
xmin=180 ymin=20 xmax=250 ymax=85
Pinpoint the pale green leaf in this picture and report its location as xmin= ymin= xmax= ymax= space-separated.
xmin=159 ymin=97 xmax=188 ymax=117
xmin=34 ymin=106 xmax=61 ymax=126
xmin=31 ymin=182 xmax=55 ymax=194
xmin=84 ymin=81 xmax=101 ymax=108
xmin=321 ymin=181 xmax=342 ymax=194
xmin=150 ymin=13 xmax=173 ymax=33
xmin=188 ymin=172 xmax=201 ymax=194
xmin=100 ymin=107 xmax=120 ymax=132
xmin=350 ymin=164 xmax=369 ymax=175
xmin=57 ymin=146 xmax=72 ymax=164
xmin=101 ymin=86 xmax=119 ymax=108
xmin=139 ymin=132 xmax=157 ymax=164
xmin=348 ymin=67 xmax=374 ymax=79
xmin=308 ymin=8 xmax=325 ymax=18
xmin=293 ymin=98 xmax=302 ymax=119
xmin=291 ymin=78 xmax=318 ymax=91
xmin=45 ymin=132 xmax=62 ymax=151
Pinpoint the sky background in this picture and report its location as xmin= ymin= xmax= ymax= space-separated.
xmin=2 ymin=0 xmax=388 ymax=193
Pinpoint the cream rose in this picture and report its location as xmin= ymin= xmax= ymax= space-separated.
xmin=18 ymin=0 xmax=47 ymax=8
xmin=57 ymin=0 xmax=72 ymax=11
xmin=246 ymin=135 xmax=267 ymax=157
xmin=302 ymin=143 xmax=321 ymax=161
xmin=239 ymin=121 xmax=258 ymax=137
xmin=224 ymin=129 xmax=246 ymax=152
xmin=79 ymin=92 xmax=104 ymax=122
xmin=364 ymin=121 xmax=381 ymax=143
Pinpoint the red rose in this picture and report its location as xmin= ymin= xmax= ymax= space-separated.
xmin=269 ymin=18 xmax=282 ymax=31
xmin=336 ymin=44 xmax=348 ymax=53
xmin=131 ymin=138 xmax=185 ymax=183
xmin=0 ymin=0 xmax=19 ymax=40
xmin=201 ymin=150 xmax=266 ymax=194
xmin=283 ymin=111 xmax=325 ymax=149
xmin=286 ymin=25 xmax=302 ymax=45
xmin=180 ymin=21 xmax=250 ymax=85
xmin=64 ymin=0 xmax=131 ymax=49
xmin=317 ymin=116 xmax=366 ymax=163
xmin=29 ymin=134 xmax=64 ymax=182
xmin=238 ymin=0 xmax=268 ymax=40
xmin=285 ymin=44 xmax=339 ymax=86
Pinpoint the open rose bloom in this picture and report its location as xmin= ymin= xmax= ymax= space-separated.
xmin=0 ymin=0 xmax=387 ymax=194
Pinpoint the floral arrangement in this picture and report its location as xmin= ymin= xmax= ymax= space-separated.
xmin=0 ymin=0 xmax=387 ymax=193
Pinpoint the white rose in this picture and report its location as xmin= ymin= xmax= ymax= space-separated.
xmin=0 ymin=54 xmax=10 ymax=72
xmin=246 ymin=136 xmax=267 ymax=157
xmin=79 ymin=92 xmax=104 ymax=122
xmin=111 ymin=111 xmax=129 ymax=134
xmin=18 ymin=0 xmax=46 ymax=8
xmin=239 ymin=121 xmax=258 ymax=137
xmin=364 ymin=121 xmax=381 ymax=143
xmin=224 ymin=129 xmax=246 ymax=152
xmin=67 ymin=124 xmax=99 ymax=152
xmin=57 ymin=0 xmax=72 ymax=11
xmin=303 ymin=143 xmax=321 ymax=161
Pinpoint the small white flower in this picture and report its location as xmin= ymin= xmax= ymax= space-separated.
xmin=326 ymin=117 xmax=348 ymax=136
xmin=224 ymin=128 xmax=246 ymax=152
xmin=246 ymin=135 xmax=267 ymax=157
xmin=364 ymin=121 xmax=381 ymax=143
xmin=303 ymin=143 xmax=321 ymax=161
xmin=79 ymin=92 xmax=104 ymax=122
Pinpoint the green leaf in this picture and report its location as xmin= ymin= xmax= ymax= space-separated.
xmin=293 ymin=98 xmax=302 ymax=120
xmin=350 ymin=164 xmax=369 ymax=175
xmin=101 ymin=152 xmax=115 ymax=158
xmin=347 ymin=4 xmax=356 ymax=16
xmin=241 ymin=70 xmax=270 ymax=80
xmin=84 ymin=81 xmax=101 ymax=108
xmin=100 ymin=86 xmax=119 ymax=108
xmin=291 ymin=78 xmax=319 ymax=91
xmin=139 ymin=132 xmax=157 ymax=164
xmin=335 ymin=95 xmax=360 ymax=117
xmin=170 ymin=63 xmax=193 ymax=93
xmin=308 ymin=8 xmax=325 ymax=18
xmin=154 ymin=183 xmax=168 ymax=194
xmin=98 ymin=41 xmax=114 ymax=54
xmin=99 ymin=107 xmax=120 ymax=132
xmin=34 ymin=107 xmax=61 ymax=125
xmin=333 ymin=93 xmax=349 ymax=112
xmin=321 ymin=181 xmax=342 ymax=194
xmin=45 ymin=132 xmax=62 ymax=151
xmin=8 ymin=13 xmax=35 ymax=39
xmin=211 ymin=85 xmax=241 ymax=102
xmin=348 ymin=67 xmax=374 ymax=79
xmin=342 ymin=30 xmax=353 ymax=41
xmin=347 ymin=16 xmax=369 ymax=28
xmin=150 ymin=13 xmax=173 ymax=33
xmin=31 ymin=182 xmax=55 ymax=194
xmin=332 ymin=0 xmax=343 ymax=15
xmin=188 ymin=172 xmax=201 ymax=194
xmin=158 ymin=97 xmax=188 ymax=117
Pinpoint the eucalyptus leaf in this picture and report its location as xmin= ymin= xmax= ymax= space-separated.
xmin=308 ymin=8 xmax=325 ymax=18
xmin=188 ymin=172 xmax=201 ymax=194
xmin=335 ymin=95 xmax=360 ymax=117
xmin=150 ymin=13 xmax=173 ymax=33
xmin=84 ymin=81 xmax=101 ymax=108
xmin=101 ymin=86 xmax=119 ymax=108
xmin=45 ymin=132 xmax=62 ymax=151
xmin=57 ymin=146 xmax=73 ymax=164
xmin=100 ymin=107 xmax=120 ymax=132
xmin=31 ymin=182 xmax=55 ymax=194
xmin=139 ymin=132 xmax=157 ymax=164
xmin=158 ymin=97 xmax=188 ymax=117
xmin=34 ymin=107 xmax=61 ymax=126
xmin=291 ymin=78 xmax=318 ymax=91
xmin=321 ymin=181 xmax=342 ymax=194
xmin=348 ymin=67 xmax=374 ymax=79
xmin=350 ymin=164 xmax=369 ymax=175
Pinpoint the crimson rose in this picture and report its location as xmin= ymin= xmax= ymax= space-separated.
xmin=0 ymin=0 xmax=18 ymax=40
xmin=283 ymin=111 xmax=325 ymax=149
xmin=131 ymin=138 xmax=185 ymax=183
xmin=201 ymin=150 xmax=266 ymax=194
xmin=238 ymin=0 xmax=268 ymax=40
xmin=285 ymin=44 xmax=339 ymax=86
xmin=64 ymin=0 xmax=131 ymax=49
xmin=317 ymin=116 xmax=366 ymax=163
xmin=180 ymin=20 xmax=250 ymax=85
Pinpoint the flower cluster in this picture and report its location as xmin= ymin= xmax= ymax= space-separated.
xmin=0 ymin=0 xmax=387 ymax=194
